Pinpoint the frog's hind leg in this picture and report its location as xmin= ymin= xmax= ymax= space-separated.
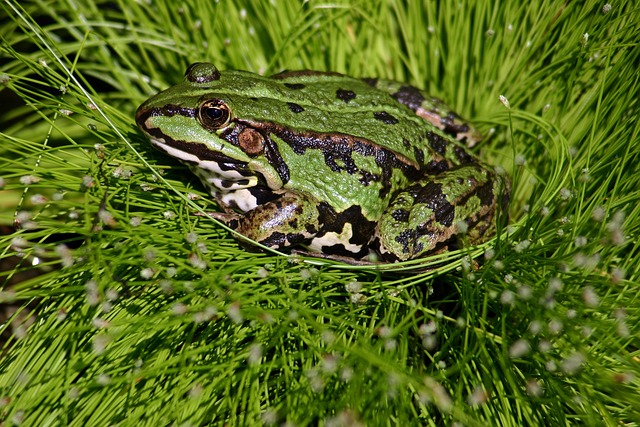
xmin=373 ymin=165 xmax=508 ymax=262
xmin=368 ymin=79 xmax=482 ymax=146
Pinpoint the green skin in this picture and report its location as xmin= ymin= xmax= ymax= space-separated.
xmin=136 ymin=63 xmax=509 ymax=262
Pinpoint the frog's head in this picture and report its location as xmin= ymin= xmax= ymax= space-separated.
xmin=135 ymin=62 xmax=286 ymax=200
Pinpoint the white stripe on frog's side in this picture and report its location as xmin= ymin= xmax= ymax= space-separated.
xmin=188 ymin=165 xmax=258 ymax=191
xmin=219 ymin=189 xmax=259 ymax=212
xmin=188 ymin=168 xmax=260 ymax=211
xmin=150 ymin=137 xmax=260 ymax=212
xmin=308 ymin=222 xmax=363 ymax=254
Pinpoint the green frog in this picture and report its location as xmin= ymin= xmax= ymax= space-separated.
xmin=135 ymin=63 xmax=509 ymax=263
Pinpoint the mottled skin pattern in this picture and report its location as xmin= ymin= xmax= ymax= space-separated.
xmin=136 ymin=63 xmax=509 ymax=262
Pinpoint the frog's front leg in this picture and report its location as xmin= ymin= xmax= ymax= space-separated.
xmin=373 ymin=165 xmax=508 ymax=262
xmin=211 ymin=191 xmax=321 ymax=250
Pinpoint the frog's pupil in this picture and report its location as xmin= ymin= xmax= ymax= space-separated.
xmin=206 ymin=107 xmax=224 ymax=121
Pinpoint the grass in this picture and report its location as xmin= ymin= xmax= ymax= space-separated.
xmin=1 ymin=0 xmax=639 ymax=425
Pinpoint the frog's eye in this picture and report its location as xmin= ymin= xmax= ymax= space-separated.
xmin=198 ymin=100 xmax=231 ymax=129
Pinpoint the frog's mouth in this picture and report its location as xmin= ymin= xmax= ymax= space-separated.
xmin=147 ymin=135 xmax=243 ymax=169
xmin=147 ymin=135 xmax=255 ymax=179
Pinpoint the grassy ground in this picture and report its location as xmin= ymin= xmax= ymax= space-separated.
xmin=1 ymin=0 xmax=639 ymax=425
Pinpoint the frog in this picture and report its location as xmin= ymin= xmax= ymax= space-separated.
xmin=135 ymin=62 xmax=509 ymax=263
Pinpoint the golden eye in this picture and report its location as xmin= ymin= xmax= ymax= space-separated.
xmin=198 ymin=100 xmax=231 ymax=129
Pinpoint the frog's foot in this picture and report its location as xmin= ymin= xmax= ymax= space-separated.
xmin=290 ymin=249 xmax=382 ymax=266
xmin=373 ymin=165 xmax=507 ymax=262
xmin=204 ymin=211 xmax=241 ymax=229
xmin=207 ymin=192 xmax=321 ymax=251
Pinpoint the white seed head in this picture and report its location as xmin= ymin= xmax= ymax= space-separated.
xmin=499 ymin=95 xmax=511 ymax=109
xmin=227 ymin=302 xmax=243 ymax=324
xmin=611 ymin=267 xmax=625 ymax=283
xmin=548 ymin=319 xmax=563 ymax=334
xmin=561 ymin=352 xmax=585 ymax=375
xmin=559 ymin=188 xmax=572 ymax=200
xmin=248 ymin=343 xmax=263 ymax=365
xmin=509 ymin=339 xmax=531 ymax=358
xmin=526 ymin=379 xmax=543 ymax=397
xmin=581 ymin=33 xmax=589 ymax=47
xmin=574 ymin=236 xmax=587 ymax=247
xmin=500 ymin=290 xmax=515 ymax=306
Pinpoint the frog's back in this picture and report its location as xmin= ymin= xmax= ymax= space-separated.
xmin=183 ymin=67 xmax=478 ymax=170
xmin=270 ymin=70 xmax=479 ymax=148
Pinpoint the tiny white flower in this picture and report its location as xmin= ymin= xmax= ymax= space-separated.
xmin=526 ymin=379 xmax=543 ymax=397
xmin=562 ymin=352 xmax=585 ymax=375
xmin=98 ymin=209 xmax=116 ymax=227
xmin=345 ymin=280 xmax=362 ymax=293
xmin=20 ymin=175 xmax=40 ymax=185
xmin=92 ymin=335 xmax=110 ymax=355
xmin=499 ymin=94 xmax=511 ymax=109
xmin=350 ymin=293 xmax=367 ymax=304
xmin=514 ymin=239 xmax=531 ymax=253
xmin=529 ymin=320 xmax=542 ymax=334
xmin=171 ymin=302 xmax=188 ymax=315
xmin=574 ymin=236 xmax=587 ymax=247
xmin=227 ymin=302 xmax=243 ymax=324
xmin=548 ymin=319 xmax=563 ymax=334
xmin=582 ymin=286 xmax=599 ymax=307
xmin=92 ymin=318 xmax=110 ymax=329
xmin=591 ymin=205 xmax=606 ymax=221
xmin=611 ymin=267 xmax=625 ymax=283
xmin=538 ymin=340 xmax=552 ymax=353
xmin=517 ymin=285 xmax=532 ymax=300
xmin=340 ymin=366 xmax=354 ymax=381
xmin=581 ymin=33 xmax=589 ymax=47
xmin=548 ymin=277 xmax=563 ymax=293
xmin=500 ymin=290 xmax=515 ymax=306
xmin=545 ymin=360 xmax=557 ymax=372
xmin=468 ymin=385 xmax=490 ymax=405
xmin=509 ymin=339 xmax=531 ymax=358
xmin=81 ymin=175 xmax=95 ymax=189
xmin=248 ymin=343 xmax=263 ymax=365
xmin=484 ymin=248 xmax=495 ymax=260
xmin=559 ymin=188 xmax=571 ymax=200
